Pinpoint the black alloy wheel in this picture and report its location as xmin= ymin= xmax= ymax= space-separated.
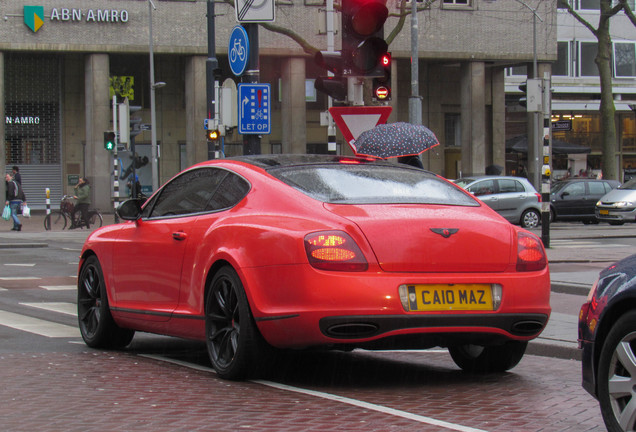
xmin=77 ymin=255 xmax=134 ymax=348
xmin=598 ymin=311 xmax=636 ymax=432
xmin=449 ymin=341 xmax=527 ymax=373
xmin=205 ymin=266 xmax=269 ymax=380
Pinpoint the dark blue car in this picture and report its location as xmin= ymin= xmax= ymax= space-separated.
xmin=579 ymin=254 xmax=636 ymax=432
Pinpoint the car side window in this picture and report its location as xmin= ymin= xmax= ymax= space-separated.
xmin=468 ymin=180 xmax=496 ymax=196
xmin=205 ymin=172 xmax=250 ymax=211
xmin=588 ymin=182 xmax=606 ymax=195
xmin=563 ymin=182 xmax=585 ymax=197
xmin=149 ymin=168 xmax=228 ymax=217
xmin=498 ymin=179 xmax=523 ymax=193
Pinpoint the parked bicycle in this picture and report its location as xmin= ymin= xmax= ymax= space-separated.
xmin=43 ymin=195 xmax=103 ymax=231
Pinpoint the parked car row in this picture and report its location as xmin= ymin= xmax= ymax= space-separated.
xmin=456 ymin=175 xmax=633 ymax=228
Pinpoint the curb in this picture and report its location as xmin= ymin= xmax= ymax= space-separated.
xmin=528 ymin=340 xmax=581 ymax=361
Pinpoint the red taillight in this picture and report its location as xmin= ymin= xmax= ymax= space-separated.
xmin=304 ymin=231 xmax=368 ymax=272
xmin=516 ymin=231 xmax=547 ymax=272
xmin=535 ymin=192 xmax=542 ymax=203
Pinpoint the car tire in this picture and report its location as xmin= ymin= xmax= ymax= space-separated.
xmin=449 ymin=341 xmax=527 ymax=373
xmin=77 ymin=255 xmax=135 ymax=348
xmin=520 ymin=209 xmax=540 ymax=229
xmin=597 ymin=310 xmax=636 ymax=432
xmin=205 ymin=266 xmax=271 ymax=380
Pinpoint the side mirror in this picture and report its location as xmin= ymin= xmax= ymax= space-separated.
xmin=116 ymin=198 xmax=144 ymax=221
xmin=560 ymin=191 xmax=570 ymax=198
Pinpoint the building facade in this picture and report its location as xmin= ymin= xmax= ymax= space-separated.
xmin=506 ymin=0 xmax=636 ymax=181
xmin=1 ymin=0 xmax=556 ymax=211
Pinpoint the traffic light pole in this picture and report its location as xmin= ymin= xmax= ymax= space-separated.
xmin=112 ymin=96 xmax=120 ymax=222
xmin=243 ymin=23 xmax=261 ymax=155
xmin=206 ymin=0 xmax=219 ymax=159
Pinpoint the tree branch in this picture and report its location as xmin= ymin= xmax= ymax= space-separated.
xmin=562 ymin=1 xmax=598 ymax=37
xmin=619 ymin=0 xmax=636 ymax=26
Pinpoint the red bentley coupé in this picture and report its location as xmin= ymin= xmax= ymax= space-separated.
xmin=78 ymin=154 xmax=550 ymax=380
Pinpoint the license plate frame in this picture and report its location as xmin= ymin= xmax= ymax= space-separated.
xmin=405 ymin=284 xmax=494 ymax=312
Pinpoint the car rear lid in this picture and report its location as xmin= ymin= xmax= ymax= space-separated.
xmin=324 ymin=203 xmax=513 ymax=273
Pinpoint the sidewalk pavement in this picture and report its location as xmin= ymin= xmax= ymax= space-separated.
xmin=2 ymin=211 xmax=635 ymax=361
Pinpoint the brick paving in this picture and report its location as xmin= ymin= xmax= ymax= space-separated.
xmin=0 ymin=348 xmax=604 ymax=431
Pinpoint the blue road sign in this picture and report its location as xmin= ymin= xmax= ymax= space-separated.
xmin=238 ymin=83 xmax=271 ymax=135
xmin=229 ymin=26 xmax=249 ymax=76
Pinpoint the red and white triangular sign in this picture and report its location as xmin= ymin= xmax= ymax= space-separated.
xmin=329 ymin=106 xmax=392 ymax=152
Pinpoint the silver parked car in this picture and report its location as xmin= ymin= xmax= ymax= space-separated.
xmin=454 ymin=176 xmax=542 ymax=228
xmin=596 ymin=177 xmax=636 ymax=225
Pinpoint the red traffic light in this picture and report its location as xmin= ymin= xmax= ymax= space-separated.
xmin=344 ymin=0 xmax=388 ymax=37
xmin=380 ymin=53 xmax=391 ymax=67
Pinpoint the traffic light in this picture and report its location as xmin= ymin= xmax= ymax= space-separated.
xmin=314 ymin=51 xmax=348 ymax=101
xmin=118 ymin=101 xmax=142 ymax=149
xmin=518 ymin=79 xmax=542 ymax=112
xmin=207 ymin=129 xmax=220 ymax=141
xmin=103 ymin=131 xmax=116 ymax=151
xmin=341 ymin=0 xmax=389 ymax=77
xmin=372 ymin=52 xmax=391 ymax=101
xmin=518 ymin=82 xmax=528 ymax=108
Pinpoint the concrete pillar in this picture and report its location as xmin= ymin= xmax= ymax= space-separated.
xmin=460 ymin=61 xmax=486 ymax=177
xmin=84 ymin=54 xmax=111 ymax=211
xmin=281 ymin=57 xmax=306 ymax=154
xmin=491 ymin=67 xmax=506 ymax=170
xmin=185 ymin=56 xmax=208 ymax=166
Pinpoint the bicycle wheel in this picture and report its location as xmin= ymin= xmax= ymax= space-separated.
xmin=44 ymin=211 xmax=67 ymax=231
xmin=88 ymin=211 xmax=103 ymax=228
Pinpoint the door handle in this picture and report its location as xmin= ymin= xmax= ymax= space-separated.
xmin=172 ymin=232 xmax=188 ymax=241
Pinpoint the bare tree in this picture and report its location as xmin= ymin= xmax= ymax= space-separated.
xmin=561 ymin=0 xmax=623 ymax=180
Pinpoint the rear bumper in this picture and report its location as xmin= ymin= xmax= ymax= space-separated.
xmin=244 ymin=264 xmax=551 ymax=349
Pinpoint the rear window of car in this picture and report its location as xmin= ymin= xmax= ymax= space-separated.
xmin=269 ymin=164 xmax=478 ymax=206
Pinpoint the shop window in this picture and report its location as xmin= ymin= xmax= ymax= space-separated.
xmin=614 ymin=42 xmax=636 ymax=78
xmin=4 ymin=54 xmax=61 ymax=165
xmin=553 ymin=42 xmax=570 ymax=76
xmin=580 ymin=42 xmax=599 ymax=77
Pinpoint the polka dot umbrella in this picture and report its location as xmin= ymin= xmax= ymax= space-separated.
xmin=352 ymin=122 xmax=440 ymax=159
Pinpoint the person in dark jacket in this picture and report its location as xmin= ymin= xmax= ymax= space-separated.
xmin=71 ymin=177 xmax=91 ymax=229
xmin=11 ymin=166 xmax=21 ymax=184
xmin=5 ymin=173 xmax=26 ymax=231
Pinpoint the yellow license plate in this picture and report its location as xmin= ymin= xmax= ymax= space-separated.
xmin=599 ymin=209 xmax=609 ymax=215
xmin=405 ymin=284 xmax=493 ymax=312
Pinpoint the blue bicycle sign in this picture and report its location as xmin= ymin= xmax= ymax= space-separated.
xmin=229 ymin=26 xmax=249 ymax=76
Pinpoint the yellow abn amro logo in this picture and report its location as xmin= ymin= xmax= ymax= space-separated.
xmin=24 ymin=6 xmax=45 ymax=32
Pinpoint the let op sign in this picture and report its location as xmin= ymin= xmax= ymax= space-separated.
xmin=238 ymin=83 xmax=271 ymax=135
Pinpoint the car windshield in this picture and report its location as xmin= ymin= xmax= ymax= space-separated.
xmin=269 ymin=164 xmax=479 ymax=206
xmin=618 ymin=178 xmax=636 ymax=190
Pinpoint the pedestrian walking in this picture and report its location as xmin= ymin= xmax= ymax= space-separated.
xmin=11 ymin=166 xmax=21 ymax=184
xmin=5 ymin=173 xmax=26 ymax=231
xmin=71 ymin=177 xmax=91 ymax=229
